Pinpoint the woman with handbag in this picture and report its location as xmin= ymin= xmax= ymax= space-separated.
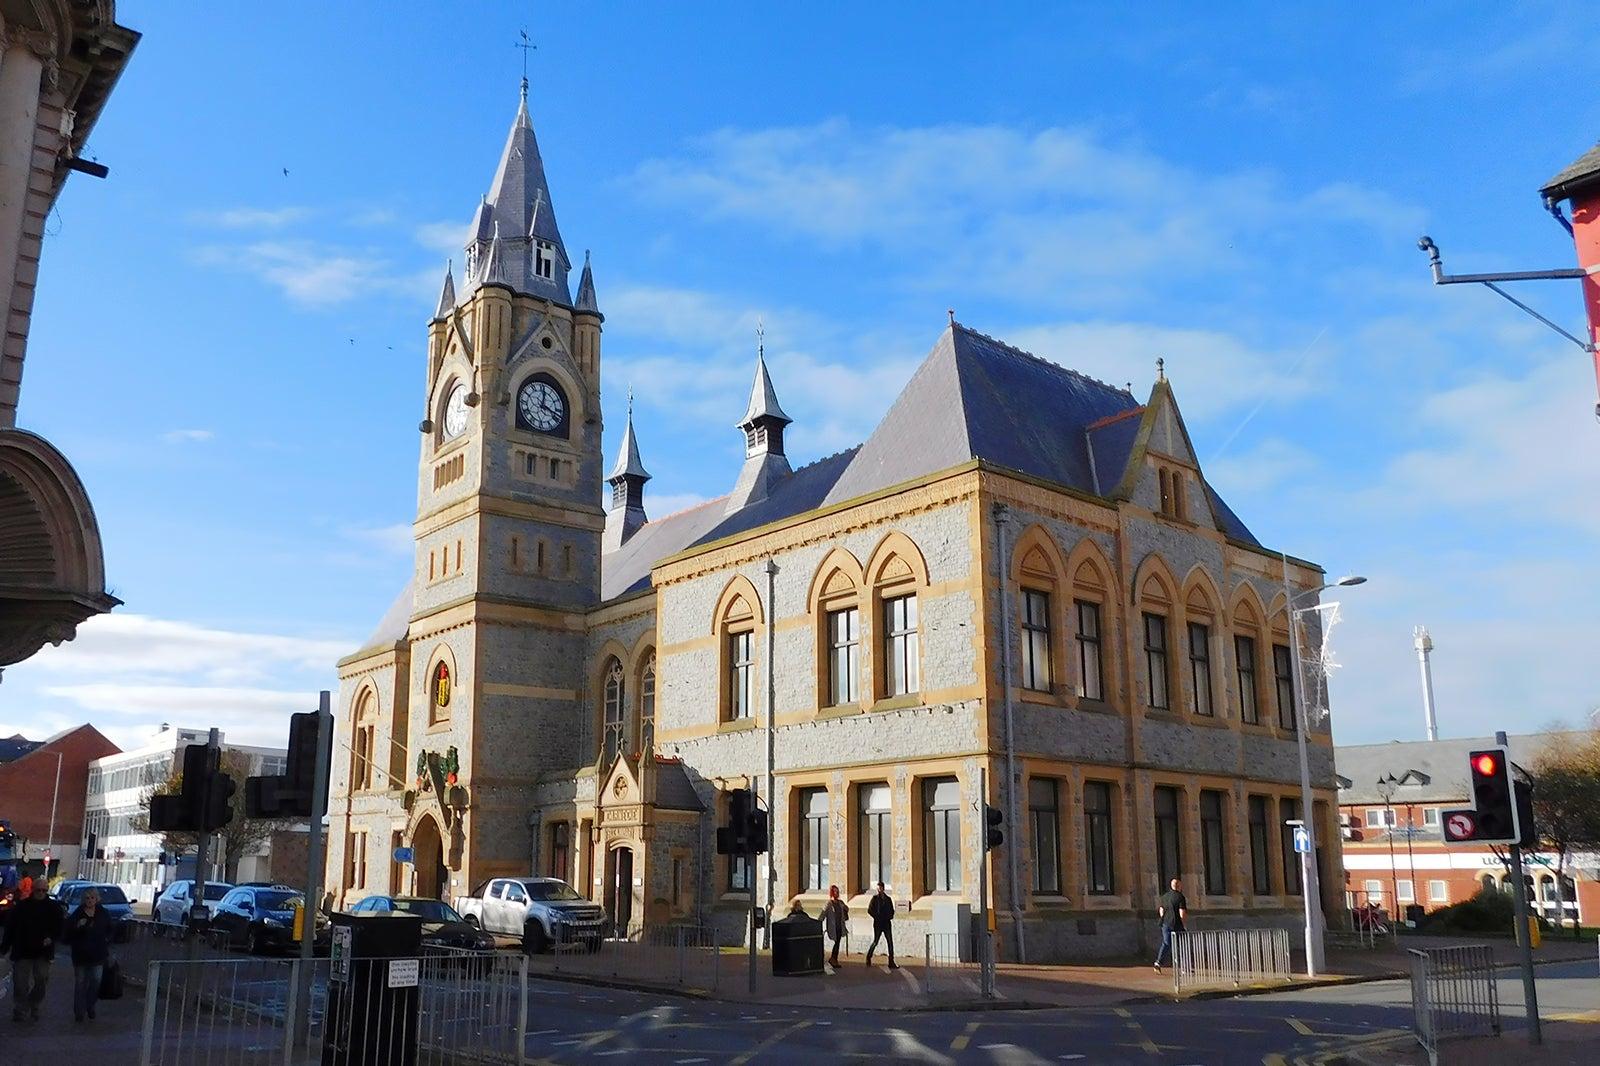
xmin=822 ymin=885 xmax=848 ymax=969
xmin=64 ymin=887 xmax=114 ymax=1021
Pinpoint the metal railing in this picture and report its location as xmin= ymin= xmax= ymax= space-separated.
xmin=138 ymin=949 xmax=529 ymax=1066
xmin=532 ymin=921 xmax=723 ymax=993
xmin=1409 ymin=945 xmax=1500 ymax=1066
xmin=1171 ymin=928 xmax=1292 ymax=991
xmin=922 ymin=930 xmax=995 ymax=998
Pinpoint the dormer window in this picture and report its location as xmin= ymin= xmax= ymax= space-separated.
xmin=534 ymin=239 xmax=555 ymax=280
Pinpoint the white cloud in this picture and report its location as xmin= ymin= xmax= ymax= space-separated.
xmin=33 ymin=685 xmax=321 ymax=750
xmin=195 ymin=206 xmax=312 ymax=230
xmin=414 ymin=220 xmax=469 ymax=258
xmin=627 ymin=120 xmax=1421 ymax=309
xmin=160 ymin=429 xmax=215 ymax=445
xmin=18 ymin=614 xmax=348 ymax=686
xmin=340 ymin=523 xmax=414 ymax=556
xmin=193 ymin=241 xmax=402 ymax=307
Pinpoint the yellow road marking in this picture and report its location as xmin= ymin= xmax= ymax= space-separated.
xmin=1113 ymin=1007 xmax=1159 ymax=1054
xmin=729 ymin=1018 xmax=813 ymax=1065
xmin=950 ymin=1020 xmax=980 ymax=1051
xmin=1286 ymin=1018 xmax=1315 ymax=1036
xmin=1261 ymin=1055 xmax=1288 ymax=1066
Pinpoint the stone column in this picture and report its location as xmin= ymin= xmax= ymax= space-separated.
xmin=0 ymin=34 xmax=46 ymax=425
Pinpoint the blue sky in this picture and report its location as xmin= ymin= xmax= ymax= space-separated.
xmin=5 ymin=2 xmax=1599 ymax=751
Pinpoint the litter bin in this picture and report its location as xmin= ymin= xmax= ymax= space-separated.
xmin=1405 ymin=904 xmax=1425 ymax=927
xmin=770 ymin=910 xmax=825 ymax=976
xmin=323 ymin=911 xmax=423 ymax=1066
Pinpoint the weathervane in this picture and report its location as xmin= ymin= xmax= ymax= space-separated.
xmin=516 ymin=30 xmax=536 ymax=96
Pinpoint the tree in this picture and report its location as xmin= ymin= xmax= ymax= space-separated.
xmin=137 ymin=749 xmax=275 ymax=882
xmin=1530 ymin=727 xmax=1600 ymax=937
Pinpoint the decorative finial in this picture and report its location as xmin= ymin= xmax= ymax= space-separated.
xmin=1156 ymin=357 xmax=1165 ymax=381
xmin=757 ymin=317 xmax=765 ymax=357
xmin=627 ymin=385 xmax=634 ymax=418
xmin=517 ymin=31 xmax=536 ymax=99
xmin=948 ymin=308 xmax=955 ymax=325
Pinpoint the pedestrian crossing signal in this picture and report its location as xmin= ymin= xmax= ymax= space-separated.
xmin=984 ymin=803 xmax=1004 ymax=851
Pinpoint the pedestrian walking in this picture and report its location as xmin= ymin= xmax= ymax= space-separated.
xmin=821 ymin=885 xmax=848 ymax=968
xmin=1 ymin=880 xmax=64 ymax=1022
xmin=63 ymin=887 xmax=113 ymax=1021
xmin=1152 ymin=877 xmax=1188 ymax=973
xmin=865 ymin=881 xmax=898 ymax=969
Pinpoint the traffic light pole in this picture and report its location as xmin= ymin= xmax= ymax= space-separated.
xmin=978 ymin=767 xmax=994 ymax=997
xmin=291 ymin=691 xmax=333 ymax=1050
xmin=1497 ymin=732 xmax=1542 ymax=1045
xmin=190 ymin=728 xmax=221 ymax=930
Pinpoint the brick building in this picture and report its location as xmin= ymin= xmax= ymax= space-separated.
xmin=328 ymin=82 xmax=1349 ymax=961
xmin=1335 ymin=735 xmax=1600 ymax=927
xmin=0 ymin=724 xmax=119 ymax=869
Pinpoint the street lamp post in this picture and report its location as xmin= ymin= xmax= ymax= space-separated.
xmin=1376 ymin=773 xmax=1401 ymax=925
xmin=1282 ymin=554 xmax=1366 ymax=979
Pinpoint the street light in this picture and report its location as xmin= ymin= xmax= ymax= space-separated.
xmin=1282 ymin=555 xmax=1366 ymax=978
xmin=1375 ymin=773 xmax=1401 ymax=925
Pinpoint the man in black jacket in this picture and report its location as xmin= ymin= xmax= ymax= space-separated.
xmin=1 ymin=880 xmax=65 ymax=1022
xmin=865 ymin=881 xmax=898 ymax=970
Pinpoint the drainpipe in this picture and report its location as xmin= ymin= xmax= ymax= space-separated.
xmin=992 ymin=503 xmax=1027 ymax=962
xmin=764 ymin=558 xmax=778 ymax=949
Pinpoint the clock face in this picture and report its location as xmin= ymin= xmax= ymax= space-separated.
xmin=443 ymin=385 xmax=469 ymax=438
xmin=518 ymin=379 xmax=565 ymax=433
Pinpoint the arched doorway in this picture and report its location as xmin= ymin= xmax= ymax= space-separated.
xmin=413 ymin=817 xmax=447 ymax=900
xmin=603 ymin=845 xmax=635 ymax=936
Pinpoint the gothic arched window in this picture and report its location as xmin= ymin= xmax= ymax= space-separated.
xmin=638 ymin=656 xmax=656 ymax=755
xmin=601 ymin=659 xmax=626 ymax=767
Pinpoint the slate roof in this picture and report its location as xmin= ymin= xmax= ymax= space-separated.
xmin=1335 ymin=734 xmax=1571 ymax=805
xmin=0 ymin=734 xmax=41 ymax=764
xmin=822 ymin=324 xmax=1142 ymax=507
xmin=652 ymin=757 xmax=705 ymax=812
xmin=457 ymin=86 xmax=572 ymax=307
xmin=365 ymin=584 xmax=415 ymax=647
xmin=599 ymin=321 xmax=1263 ymax=601
xmin=1541 ymin=138 xmax=1600 ymax=202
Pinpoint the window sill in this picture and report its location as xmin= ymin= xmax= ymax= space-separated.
xmin=426 ymin=721 xmax=453 ymax=732
xmin=718 ymin=718 xmax=758 ymax=734
xmin=1073 ymin=697 xmax=1116 ymax=713
xmin=1185 ymin=714 xmax=1228 ymax=730
xmin=1018 ymin=689 xmax=1065 ymax=707
xmin=870 ymin=694 xmax=922 ymax=713
xmin=815 ymin=703 xmax=864 ymax=721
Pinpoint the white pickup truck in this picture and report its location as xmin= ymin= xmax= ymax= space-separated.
xmin=453 ymin=876 xmax=608 ymax=953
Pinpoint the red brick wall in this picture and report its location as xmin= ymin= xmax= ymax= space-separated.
xmin=0 ymin=726 xmax=120 ymax=853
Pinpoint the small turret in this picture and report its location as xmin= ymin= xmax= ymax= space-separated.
xmin=573 ymin=250 xmax=603 ymax=380
xmin=726 ymin=337 xmax=793 ymax=512
xmin=604 ymin=394 xmax=650 ymax=550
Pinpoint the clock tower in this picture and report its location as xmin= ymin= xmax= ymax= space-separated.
xmin=407 ymin=78 xmax=605 ymax=890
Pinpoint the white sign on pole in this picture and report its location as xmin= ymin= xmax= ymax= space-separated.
xmin=388 ymin=958 xmax=419 ymax=989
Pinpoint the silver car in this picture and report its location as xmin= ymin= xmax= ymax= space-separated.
xmin=153 ymin=879 xmax=234 ymax=926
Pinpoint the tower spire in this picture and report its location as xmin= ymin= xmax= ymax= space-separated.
xmin=605 ymin=390 xmax=651 ymax=550
xmin=727 ymin=328 xmax=793 ymax=512
xmin=459 ymin=82 xmax=570 ymax=304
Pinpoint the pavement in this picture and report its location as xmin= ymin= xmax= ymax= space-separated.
xmin=1 ymin=932 xmax=1594 ymax=1063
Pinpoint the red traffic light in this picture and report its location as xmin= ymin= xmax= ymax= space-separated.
xmin=1472 ymin=753 xmax=1499 ymax=776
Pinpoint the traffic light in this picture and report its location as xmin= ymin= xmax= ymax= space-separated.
xmin=1468 ymin=748 xmax=1518 ymax=842
xmin=206 ymin=770 xmax=237 ymax=832
xmin=984 ymin=803 xmax=1005 ymax=851
xmin=148 ymin=794 xmax=191 ymax=833
xmin=746 ymin=808 xmax=769 ymax=854
xmin=1443 ymin=746 xmax=1524 ymax=845
xmin=285 ymin=711 xmax=326 ymax=796
xmin=249 ymin=710 xmax=332 ymax=820
xmin=180 ymin=743 xmax=214 ymax=832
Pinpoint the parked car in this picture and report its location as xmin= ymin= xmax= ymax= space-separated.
xmin=56 ymin=882 xmax=134 ymax=938
xmin=50 ymin=878 xmax=94 ymax=902
xmin=209 ymin=886 xmax=309 ymax=955
xmin=453 ymin=877 xmax=606 ymax=954
xmin=153 ymin=880 xmax=234 ymax=927
xmin=346 ymin=896 xmax=496 ymax=953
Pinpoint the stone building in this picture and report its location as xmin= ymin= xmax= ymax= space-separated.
xmin=0 ymin=3 xmax=137 ymax=672
xmin=330 ymin=83 xmax=1345 ymax=960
